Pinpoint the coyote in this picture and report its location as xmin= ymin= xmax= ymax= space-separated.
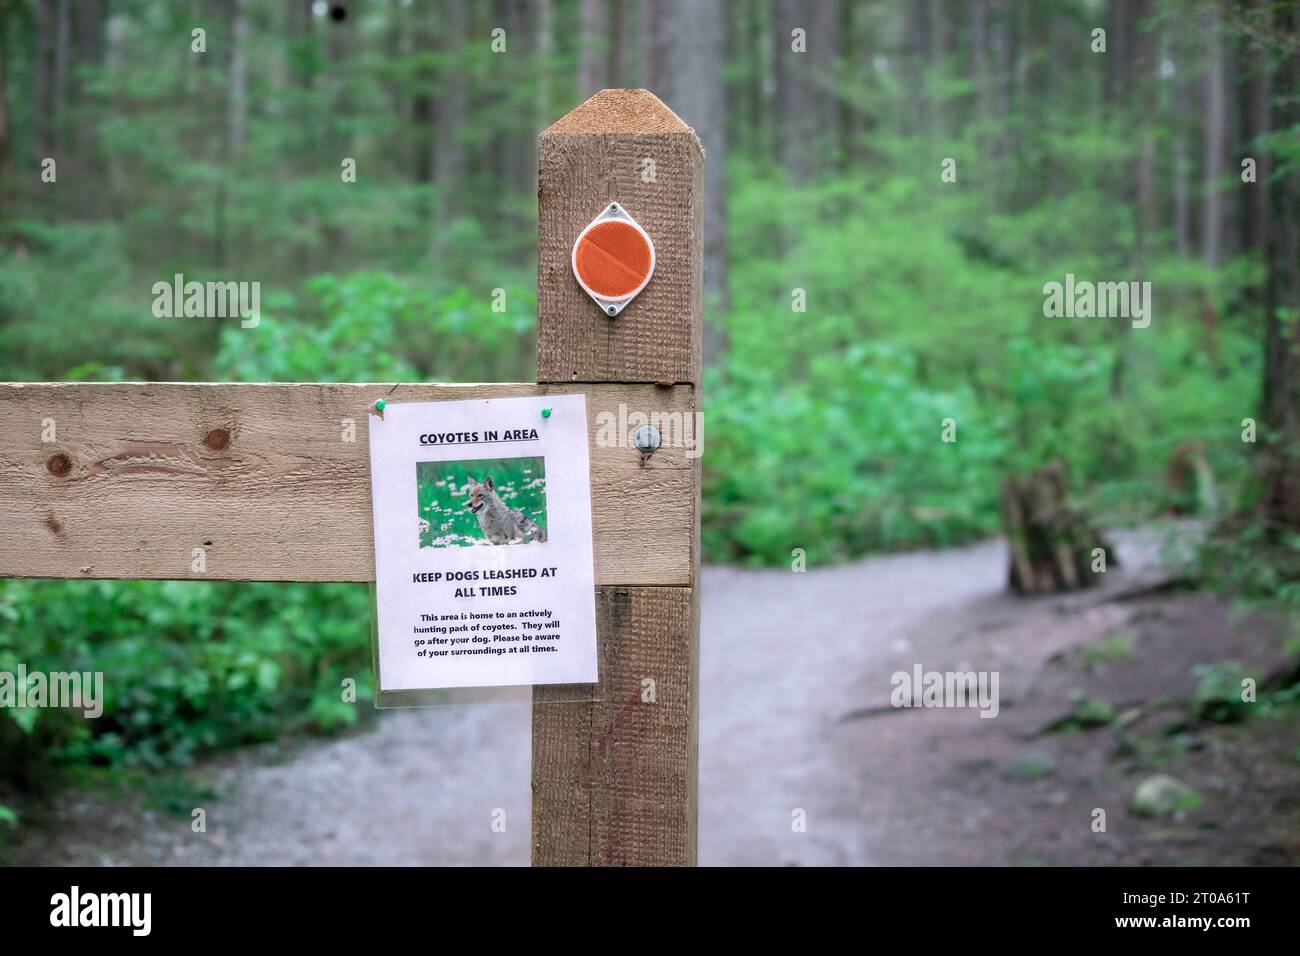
xmin=465 ymin=476 xmax=547 ymax=544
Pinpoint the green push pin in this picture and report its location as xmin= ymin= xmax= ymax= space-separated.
xmin=541 ymin=407 xmax=551 ymax=419
xmin=375 ymin=399 xmax=386 ymax=412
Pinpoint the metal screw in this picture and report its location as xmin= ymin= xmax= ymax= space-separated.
xmin=632 ymin=425 xmax=661 ymax=462
xmin=607 ymin=305 xmax=617 ymax=315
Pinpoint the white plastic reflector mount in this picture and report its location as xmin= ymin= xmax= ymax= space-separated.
xmin=571 ymin=202 xmax=656 ymax=317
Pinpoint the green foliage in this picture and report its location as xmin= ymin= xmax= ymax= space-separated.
xmin=1003 ymin=750 xmax=1056 ymax=780
xmin=0 ymin=222 xmax=185 ymax=380
xmin=1197 ymin=521 xmax=1300 ymax=702
xmin=1044 ymin=696 xmax=1117 ymax=734
xmin=1079 ymin=630 xmax=1138 ymax=671
xmin=1040 ymin=697 xmax=1123 ymax=733
xmin=0 ymin=579 xmax=372 ymax=784
xmin=704 ymin=341 xmax=1002 ymax=564
xmin=136 ymin=773 xmax=219 ymax=818
xmin=1192 ymin=662 xmax=1256 ymax=724
xmin=1200 ymin=520 xmax=1300 ymax=611
xmin=212 ymin=272 xmax=534 ymax=383
xmin=1071 ymin=697 xmax=1117 ymax=729
xmin=702 ymin=154 xmax=1260 ymax=566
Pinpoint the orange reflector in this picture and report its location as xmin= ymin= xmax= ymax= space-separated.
xmin=572 ymin=203 xmax=655 ymax=316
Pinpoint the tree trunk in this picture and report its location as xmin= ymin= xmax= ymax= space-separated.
xmin=501 ymin=0 xmax=534 ymax=214
xmin=536 ymin=0 xmax=553 ymax=127
xmin=905 ymin=0 xmax=931 ymax=140
xmin=1000 ymin=460 xmax=1115 ymax=594
xmin=609 ymin=0 xmax=638 ymax=86
xmin=0 ymin=6 xmax=11 ymax=183
xmin=1202 ymin=5 xmax=1227 ymax=269
xmin=1173 ymin=51 xmax=1193 ymax=257
xmin=75 ymin=0 xmax=102 ymax=69
xmin=1237 ymin=0 xmax=1271 ymax=261
xmin=643 ymin=0 xmax=729 ymax=363
xmin=72 ymin=0 xmax=107 ymax=209
xmin=410 ymin=3 xmax=433 ymax=186
xmin=971 ymin=0 xmax=991 ymax=149
xmin=33 ymin=0 xmax=54 ymax=158
xmin=229 ymin=0 xmax=247 ymax=160
xmin=1022 ymin=0 xmax=1049 ymax=204
xmin=992 ymin=0 xmax=1014 ymax=165
xmin=742 ymin=0 xmax=764 ymax=159
xmin=816 ymin=0 xmax=841 ymax=163
xmin=1104 ymin=0 xmax=1136 ymax=112
xmin=1260 ymin=0 xmax=1300 ymax=530
xmin=53 ymin=0 xmax=69 ymax=152
xmin=773 ymin=0 xmax=831 ymax=183
xmin=927 ymin=0 xmax=947 ymax=140
xmin=434 ymin=0 xmax=468 ymax=226
xmin=577 ymin=0 xmax=605 ymax=99
xmin=1134 ymin=0 xmax=1157 ymax=272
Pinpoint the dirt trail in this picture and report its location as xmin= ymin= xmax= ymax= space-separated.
xmin=13 ymin=523 xmax=1298 ymax=866
xmin=700 ymin=523 xmax=1298 ymax=866
xmin=700 ymin=528 xmax=1166 ymax=865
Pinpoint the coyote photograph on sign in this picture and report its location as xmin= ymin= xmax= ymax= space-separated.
xmin=417 ymin=458 xmax=548 ymax=549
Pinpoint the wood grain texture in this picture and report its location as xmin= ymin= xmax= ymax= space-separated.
xmin=532 ymin=586 xmax=696 ymax=866
xmin=0 ymin=381 xmax=693 ymax=585
xmin=536 ymin=89 xmax=704 ymax=385
xmin=532 ymin=89 xmax=702 ymax=867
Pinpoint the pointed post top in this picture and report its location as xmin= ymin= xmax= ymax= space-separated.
xmin=536 ymin=88 xmax=703 ymax=385
xmin=543 ymin=89 xmax=703 ymax=151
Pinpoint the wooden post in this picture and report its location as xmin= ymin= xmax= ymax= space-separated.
xmin=531 ymin=90 xmax=702 ymax=866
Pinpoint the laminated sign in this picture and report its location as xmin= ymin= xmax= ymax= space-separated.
xmin=366 ymin=393 xmax=598 ymax=694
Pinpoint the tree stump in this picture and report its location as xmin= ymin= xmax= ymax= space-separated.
xmin=1000 ymin=459 xmax=1114 ymax=594
xmin=1164 ymin=441 xmax=1218 ymax=517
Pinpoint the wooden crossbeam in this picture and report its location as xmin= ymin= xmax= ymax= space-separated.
xmin=0 ymin=381 xmax=694 ymax=586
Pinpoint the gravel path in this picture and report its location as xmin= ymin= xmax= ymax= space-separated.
xmin=17 ymin=527 xmax=1218 ymax=866
xmin=23 ymin=690 xmax=533 ymax=866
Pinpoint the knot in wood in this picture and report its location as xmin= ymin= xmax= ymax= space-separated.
xmin=205 ymin=428 xmax=232 ymax=451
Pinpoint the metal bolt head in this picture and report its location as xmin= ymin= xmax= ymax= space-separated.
xmin=632 ymin=425 xmax=661 ymax=455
